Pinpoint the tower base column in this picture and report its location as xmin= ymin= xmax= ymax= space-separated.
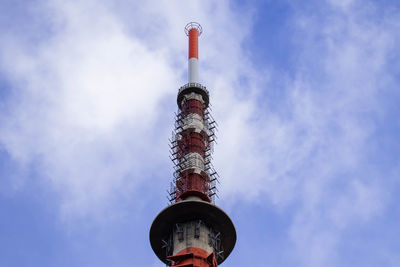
xmin=168 ymin=247 xmax=218 ymax=267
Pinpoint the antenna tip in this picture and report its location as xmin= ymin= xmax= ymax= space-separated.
xmin=185 ymin=22 xmax=202 ymax=36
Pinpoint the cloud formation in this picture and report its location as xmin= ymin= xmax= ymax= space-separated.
xmin=0 ymin=0 xmax=399 ymax=266
xmin=210 ymin=1 xmax=400 ymax=266
xmin=0 ymin=0 xmax=255 ymax=220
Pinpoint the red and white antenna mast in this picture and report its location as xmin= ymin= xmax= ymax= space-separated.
xmin=185 ymin=22 xmax=202 ymax=83
xmin=150 ymin=22 xmax=236 ymax=267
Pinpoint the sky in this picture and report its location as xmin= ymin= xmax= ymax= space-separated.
xmin=0 ymin=0 xmax=400 ymax=266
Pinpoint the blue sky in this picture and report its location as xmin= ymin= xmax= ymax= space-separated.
xmin=0 ymin=0 xmax=400 ymax=266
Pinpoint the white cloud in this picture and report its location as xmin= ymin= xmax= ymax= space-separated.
xmin=0 ymin=0 xmax=181 ymax=219
xmin=0 ymin=0 xmax=398 ymax=265
xmin=210 ymin=1 xmax=398 ymax=265
xmin=0 ymin=0 xmax=255 ymax=220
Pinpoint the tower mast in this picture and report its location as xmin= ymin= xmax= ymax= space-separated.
xmin=150 ymin=22 xmax=236 ymax=267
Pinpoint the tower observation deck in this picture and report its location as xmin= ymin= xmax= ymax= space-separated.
xmin=149 ymin=22 xmax=236 ymax=267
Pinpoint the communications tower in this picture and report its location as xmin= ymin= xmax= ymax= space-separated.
xmin=150 ymin=22 xmax=236 ymax=267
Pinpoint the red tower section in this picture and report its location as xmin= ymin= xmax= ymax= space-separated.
xmin=171 ymin=83 xmax=215 ymax=203
xmin=150 ymin=22 xmax=236 ymax=267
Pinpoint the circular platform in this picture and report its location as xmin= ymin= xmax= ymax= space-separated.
xmin=149 ymin=200 xmax=236 ymax=265
xmin=177 ymin=83 xmax=210 ymax=109
xmin=185 ymin=22 xmax=203 ymax=36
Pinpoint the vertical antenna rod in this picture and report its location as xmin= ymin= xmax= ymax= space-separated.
xmin=185 ymin=22 xmax=202 ymax=83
